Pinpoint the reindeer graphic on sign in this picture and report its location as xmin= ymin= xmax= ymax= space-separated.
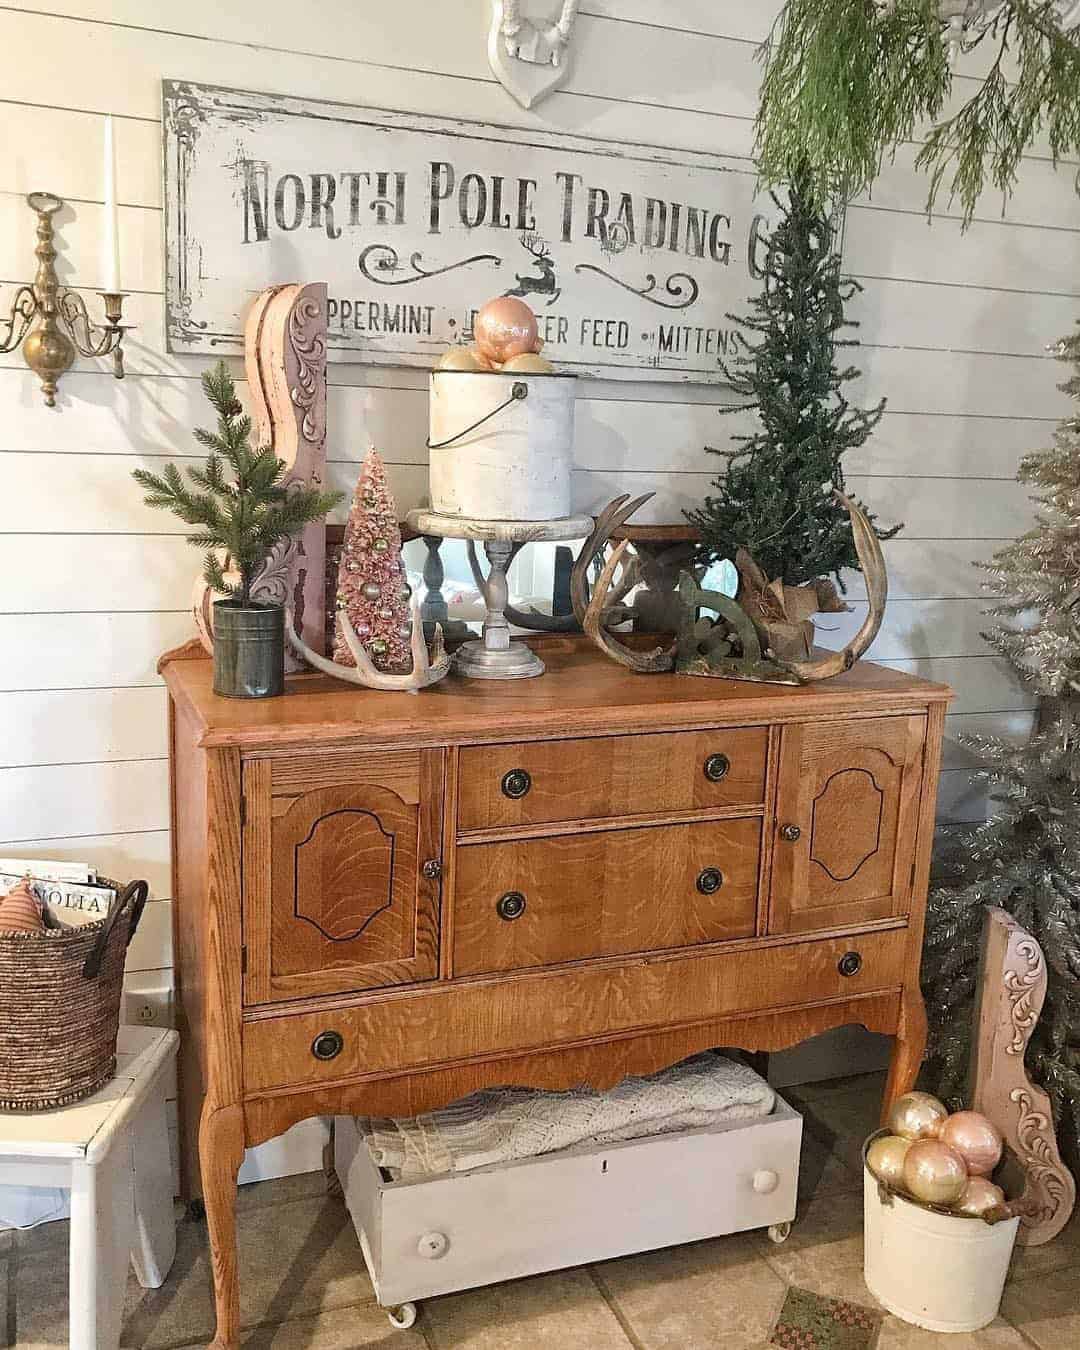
xmin=504 ymin=232 xmax=561 ymax=306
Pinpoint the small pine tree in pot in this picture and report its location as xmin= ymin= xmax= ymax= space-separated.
xmin=685 ymin=174 xmax=900 ymax=660
xmin=133 ymin=362 xmax=343 ymax=698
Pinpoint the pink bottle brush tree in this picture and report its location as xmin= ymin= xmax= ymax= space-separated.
xmin=334 ymin=448 xmax=412 ymax=673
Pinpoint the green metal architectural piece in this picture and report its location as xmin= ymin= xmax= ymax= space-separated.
xmin=674 ymin=571 xmax=800 ymax=686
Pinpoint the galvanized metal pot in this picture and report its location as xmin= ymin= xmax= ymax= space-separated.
xmin=212 ymin=600 xmax=284 ymax=699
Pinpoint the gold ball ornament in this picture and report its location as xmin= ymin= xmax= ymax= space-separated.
xmin=952 ymin=1175 xmax=1006 ymax=1218
xmin=471 ymin=346 xmax=499 ymax=370
xmin=501 ymin=352 xmax=555 ymax=374
xmin=0 ymin=878 xmax=44 ymax=933
xmin=866 ymin=1134 xmax=913 ymax=1189
xmin=474 ymin=296 xmax=540 ymax=365
xmin=902 ymin=1139 xmax=968 ymax=1207
xmin=436 ymin=345 xmax=488 ymax=372
xmin=888 ymin=1090 xmax=949 ymax=1141
xmin=939 ymin=1110 xmax=1003 ymax=1177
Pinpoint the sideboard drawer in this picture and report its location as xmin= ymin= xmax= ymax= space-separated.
xmin=453 ymin=818 xmax=760 ymax=975
xmin=241 ymin=927 xmax=909 ymax=1094
xmin=458 ymin=728 xmax=768 ymax=832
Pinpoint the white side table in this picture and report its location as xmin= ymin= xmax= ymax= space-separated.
xmin=0 ymin=1025 xmax=179 ymax=1350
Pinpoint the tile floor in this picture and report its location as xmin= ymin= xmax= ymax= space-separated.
xmin=5 ymin=1072 xmax=1079 ymax=1348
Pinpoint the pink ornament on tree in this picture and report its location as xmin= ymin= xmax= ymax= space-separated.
xmin=334 ymin=448 xmax=412 ymax=674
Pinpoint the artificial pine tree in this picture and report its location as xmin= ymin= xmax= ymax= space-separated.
xmin=685 ymin=174 xmax=899 ymax=588
xmin=133 ymin=362 xmax=342 ymax=604
xmin=923 ymin=321 xmax=1080 ymax=1168
xmin=334 ymin=448 xmax=412 ymax=673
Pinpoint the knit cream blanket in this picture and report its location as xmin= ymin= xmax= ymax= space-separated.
xmin=360 ymin=1053 xmax=776 ymax=1181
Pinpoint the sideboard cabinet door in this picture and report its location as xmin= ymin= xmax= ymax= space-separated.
xmin=242 ymin=751 xmax=443 ymax=1004
xmin=769 ymin=716 xmax=926 ymax=935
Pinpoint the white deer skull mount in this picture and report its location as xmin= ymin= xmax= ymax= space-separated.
xmin=488 ymin=0 xmax=580 ymax=109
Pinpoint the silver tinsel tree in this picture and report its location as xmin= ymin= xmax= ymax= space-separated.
xmin=923 ymin=322 xmax=1080 ymax=1166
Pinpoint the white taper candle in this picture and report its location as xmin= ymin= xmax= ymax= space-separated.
xmin=103 ymin=114 xmax=121 ymax=292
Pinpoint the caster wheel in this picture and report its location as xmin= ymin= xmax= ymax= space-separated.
xmin=767 ymin=1222 xmax=792 ymax=1244
xmin=387 ymin=1302 xmax=418 ymax=1330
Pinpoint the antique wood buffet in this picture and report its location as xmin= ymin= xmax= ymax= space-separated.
xmin=162 ymin=637 xmax=950 ymax=1347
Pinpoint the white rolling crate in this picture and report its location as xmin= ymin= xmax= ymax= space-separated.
xmin=335 ymin=1095 xmax=802 ymax=1330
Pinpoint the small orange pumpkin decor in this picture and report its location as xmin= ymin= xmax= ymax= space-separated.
xmin=0 ymin=878 xmax=44 ymax=933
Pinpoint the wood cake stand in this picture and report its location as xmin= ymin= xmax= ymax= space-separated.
xmin=406 ymin=510 xmax=592 ymax=680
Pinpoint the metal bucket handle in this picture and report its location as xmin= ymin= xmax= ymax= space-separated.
xmin=426 ymin=380 xmax=528 ymax=450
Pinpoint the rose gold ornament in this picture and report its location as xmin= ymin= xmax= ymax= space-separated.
xmin=0 ymin=878 xmax=44 ymax=933
xmin=501 ymin=352 xmax=555 ymax=374
xmin=887 ymin=1090 xmax=949 ymax=1141
xmin=952 ymin=1175 xmax=1006 ymax=1217
xmin=902 ymin=1139 xmax=968 ymax=1206
xmin=939 ymin=1111 xmax=1003 ymax=1178
xmin=866 ymin=1134 xmax=913 ymax=1189
xmin=474 ymin=297 xmax=540 ymax=365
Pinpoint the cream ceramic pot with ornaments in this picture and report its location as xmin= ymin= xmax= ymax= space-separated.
xmin=428 ymin=371 xmax=576 ymax=521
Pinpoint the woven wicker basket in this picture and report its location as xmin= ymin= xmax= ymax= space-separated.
xmin=0 ymin=878 xmax=147 ymax=1111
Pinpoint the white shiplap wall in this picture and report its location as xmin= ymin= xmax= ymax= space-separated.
xmin=0 ymin=1 xmax=1077 ymax=1178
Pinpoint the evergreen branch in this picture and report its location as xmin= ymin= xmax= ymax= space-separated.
xmin=756 ymin=0 xmax=950 ymax=208
xmin=758 ymin=0 xmax=1080 ymax=225
xmin=133 ymin=360 xmax=343 ymax=608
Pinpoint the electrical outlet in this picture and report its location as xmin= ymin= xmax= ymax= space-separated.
xmin=122 ymin=983 xmax=173 ymax=1029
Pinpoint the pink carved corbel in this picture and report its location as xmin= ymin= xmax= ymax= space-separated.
xmin=192 ymin=283 xmax=330 ymax=667
xmin=970 ymin=906 xmax=1076 ymax=1245
xmin=246 ymin=282 xmax=329 ymax=667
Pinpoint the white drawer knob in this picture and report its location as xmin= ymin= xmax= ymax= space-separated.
xmin=417 ymin=1230 xmax=450 ymax=1259
xmin=753 ymin=1169 xmax=780 ymax=1195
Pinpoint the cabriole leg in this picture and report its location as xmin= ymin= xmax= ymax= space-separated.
xmin=882 ymin=990 xmax=928 ymax=1124
xmin=199 ymin=1103 xmax=245 ymax=1350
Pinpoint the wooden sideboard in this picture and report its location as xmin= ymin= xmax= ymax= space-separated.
xmin=162 ymin=638 xmax=950 ymax=1348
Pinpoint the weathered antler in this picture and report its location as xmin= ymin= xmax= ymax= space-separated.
xmin=286 ymin=595 xmax=450 ymax=694
xmin=777 ymin=490 xmax=888 ymax=683
xmin=583 ymin=540 xmax=675 ymax=674
xmin=466 ymin=539 xmax=577 ymax=632
xmin=570 ymin=493 xmax=655 ymax=626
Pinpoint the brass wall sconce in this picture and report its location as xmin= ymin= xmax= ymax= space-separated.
xmin=0 ymin=192 xmax=131 ymax=407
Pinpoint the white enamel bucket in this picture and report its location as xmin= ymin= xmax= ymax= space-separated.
xmin=862 ymin=1135 xmax=1020 ymax=1333
xmin=428 ymin=371 xmax=576 ymax=521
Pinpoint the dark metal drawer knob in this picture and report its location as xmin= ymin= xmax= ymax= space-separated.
xmin=696 ymin=867 xmax=724 ymax=895
xmin=501 ymin=768 xmax=532 ymax=800
xmin=703 ymin=753 xmax=730 ymax=783
xmin=780 ymin=823 xmax=802 ymax=843
xmin=312 ymin=1030 xmax=344 ymax=1061
xmin=496 ymin=891 xmax=527 ymax=921
xmin=422 ymin=858 xmax=442 ymax=880
xmin=838 ymin=951 xmax=862 ymax=978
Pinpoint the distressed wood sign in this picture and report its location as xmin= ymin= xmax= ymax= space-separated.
xmin=162 ymin=80 xmax=777 ymax=383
